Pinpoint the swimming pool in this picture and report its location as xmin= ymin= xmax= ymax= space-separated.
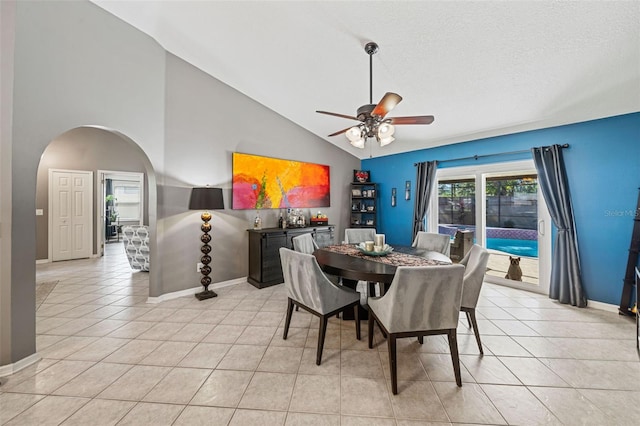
xmin=486 ymin=237 xmax=538 ymax=258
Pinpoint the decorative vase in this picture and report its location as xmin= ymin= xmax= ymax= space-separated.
xmin=253 ymin=211 xmax=262 ymax=230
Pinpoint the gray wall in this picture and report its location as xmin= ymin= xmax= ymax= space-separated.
xmin=0 ymin=0 xmax=16 ymax=368
xmin=5 ymin=0 xmax=165 ymax=366
xmin=2 ymin=0 xmax=359 ymax=369
xmin=159 ymin=54 xmax=359 ymax=295
xmin=36 ymin=127 xmax=149 ymax=259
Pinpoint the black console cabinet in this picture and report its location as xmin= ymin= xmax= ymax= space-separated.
xmin=247 ymin=226 xmax=335 ymax=288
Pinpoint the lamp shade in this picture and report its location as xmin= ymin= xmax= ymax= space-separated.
xmin=189 ymin=187 xmax=224 ymax=210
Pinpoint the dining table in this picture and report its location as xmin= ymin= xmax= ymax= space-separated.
xmin=313 ymin=244 xmax=452 ymax=319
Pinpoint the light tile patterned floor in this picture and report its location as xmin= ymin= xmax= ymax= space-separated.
xmin=1 ymin=243 xmax=638 ymax=425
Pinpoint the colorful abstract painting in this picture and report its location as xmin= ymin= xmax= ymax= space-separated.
xmin=232 ymin=153 xmax=330 ymax=209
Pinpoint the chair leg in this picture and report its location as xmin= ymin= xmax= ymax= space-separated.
xmin=467 ymin=308 xmax=483 ymax=355
xmin=388 ymin=334 xmax=398 ymax=395
xmin=447 ymin=329 xmax=462 ymax=387
xmin=417 ymin=336 xmax=423 ymax=344
xmin=465 ymin=310 xmax=472 ymax=328
xmin=316 ymin=315 xmax=329 ymax=365
xmin=283 ymin=298 xmax=294 ymax=340
xmin=354 ymin=304 xmax=361 ymax=340
xmin=367 ymin=314 xmax=374 ymax=349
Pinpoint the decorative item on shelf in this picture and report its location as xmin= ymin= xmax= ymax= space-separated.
xmin=391 ymin=188 xmax=397 ymax=207
xmin=189 ymin=186 xmax=225 ymax=301
xmin=352 ymin=188 xmax=362 ymax=197
xmin=405 ymin=180 xmax=411 ymax=200
xmin=353 ymin=170 xmax=370 ymax=183
xmin=310 ymin=211 xmax=329 ymax=226
xmin=278 ymin=210 xmax=286 ymax=229
xmin=253 ymin=210 xmax=262 ymax=230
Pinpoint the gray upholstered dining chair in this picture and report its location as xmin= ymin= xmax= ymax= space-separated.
xmin=411 ymin=231 xmax=451 ymax=257
xmin=344 ymin=228 xmax=377 ymax=244
xmin=367 ymin=264 xmax=465 ymax=394
xmin=458 ymin=244 xmax=490 ymax=354
xmin=343 ymin=228 xmax=378 ymax=299
xmin=292 ymin=233 xmax=341 ymax=286
xmin=280 ymin=248 xmax=361 ymax=365
xmin=292 ymin=232 xmax=318 ymax=254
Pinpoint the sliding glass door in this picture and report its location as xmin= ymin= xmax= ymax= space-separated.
xmin=430 ymin=160 xmax=551 ymax=294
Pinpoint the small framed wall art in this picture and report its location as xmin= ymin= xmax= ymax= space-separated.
xmin=405 ymin=180 xmax=411 ymax=200
xmin=353 ymin=170 xmax=370 ymax=183
xmin=391 ymin=188 xmax=397 ymax=207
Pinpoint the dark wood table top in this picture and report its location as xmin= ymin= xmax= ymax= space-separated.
xmin=313 ymin=245 xmax=451 ymax=284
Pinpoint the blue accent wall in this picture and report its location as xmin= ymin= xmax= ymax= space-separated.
xmin=363 ymin=112 xmax=640 ymax=305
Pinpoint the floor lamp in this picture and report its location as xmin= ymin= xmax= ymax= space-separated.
xmin=189 ymin=187 xmax=225 ymax=300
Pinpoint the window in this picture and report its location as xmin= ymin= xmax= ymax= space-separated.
xmin=438 ymin=179 xmax=476 ymax=237
xmin=112 ymin=179 xmax=141 ymax=221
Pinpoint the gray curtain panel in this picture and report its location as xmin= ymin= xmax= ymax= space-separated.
xmin=532 ymin=145 xmax=587 ymax=307
xmin=412 ymin=161 xmax=438 ymax=241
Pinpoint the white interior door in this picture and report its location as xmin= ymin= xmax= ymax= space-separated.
xmin=50 ymin=170 xmax=92 ymax=261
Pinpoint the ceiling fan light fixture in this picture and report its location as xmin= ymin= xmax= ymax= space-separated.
xmin=377 ymin=123 xmax=395 ymax=139
xmin=346 ymin=126 xmax=363 ymax=142
xmin=378 ymin=135 xmax=395 ymax=147
xmin=350 ymin=138 xmax=365 ymax=149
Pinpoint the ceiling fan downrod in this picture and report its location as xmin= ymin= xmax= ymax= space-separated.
xmin=364 ymin=42 xmax=379 ymax=105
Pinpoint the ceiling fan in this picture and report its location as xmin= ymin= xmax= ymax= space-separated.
xmin=316 ymin=42 xmax=434 ymax=149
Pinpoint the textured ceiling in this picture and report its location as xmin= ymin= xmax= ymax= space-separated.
xmin=92 ymin=1 xmax=640 ymax=159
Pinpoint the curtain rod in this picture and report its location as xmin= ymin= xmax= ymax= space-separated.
xmin=414 ymin=143 xmax=570 ymax=166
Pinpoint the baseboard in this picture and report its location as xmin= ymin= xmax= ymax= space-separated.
xmin=587 ymin=299 xmax=619 ymax=313
xmin=0 ymin=352 xmax=41 ymax=379
xmin=146 ymin=277 xmax=247 ymax=304
xmin=37 ymin=255 xmax=99 ymax=263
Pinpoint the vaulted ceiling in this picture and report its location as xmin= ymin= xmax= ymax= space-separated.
xmin=92 ymin=1 xmax=640 ymax=159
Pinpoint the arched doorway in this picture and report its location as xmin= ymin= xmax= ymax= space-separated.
xmin=35 ymin=126 xmax=158 ymax=295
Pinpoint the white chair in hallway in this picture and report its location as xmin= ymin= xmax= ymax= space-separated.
xmin=122 ymin=225 xmax=150 ymax=271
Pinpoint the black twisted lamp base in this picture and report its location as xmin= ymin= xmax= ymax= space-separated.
xmin=195 ymin=211 xmax=217 ymax=300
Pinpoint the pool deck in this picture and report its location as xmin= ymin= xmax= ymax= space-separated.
xmin=484 ymin=249 xmax=539 ymax=285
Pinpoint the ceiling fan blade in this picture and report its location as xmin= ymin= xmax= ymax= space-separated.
xmin=371 ymin=92 xmax=403 ymax=118
xmin=389 ymin=115 xmax=435 ymax=125
xmin=328 ymin=126 xmax=353 ymax=137
xmin=316 ymin=110 xmax=360 ymax=121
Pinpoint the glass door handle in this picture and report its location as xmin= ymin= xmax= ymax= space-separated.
xmin=538 ymin=219 xmax=545 ymax=236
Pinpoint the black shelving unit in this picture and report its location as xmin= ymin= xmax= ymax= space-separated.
xmin=350 ymin=182 xmax=377 ymax=228
xmin=619 ymin=188 xmax=640 ymax=317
